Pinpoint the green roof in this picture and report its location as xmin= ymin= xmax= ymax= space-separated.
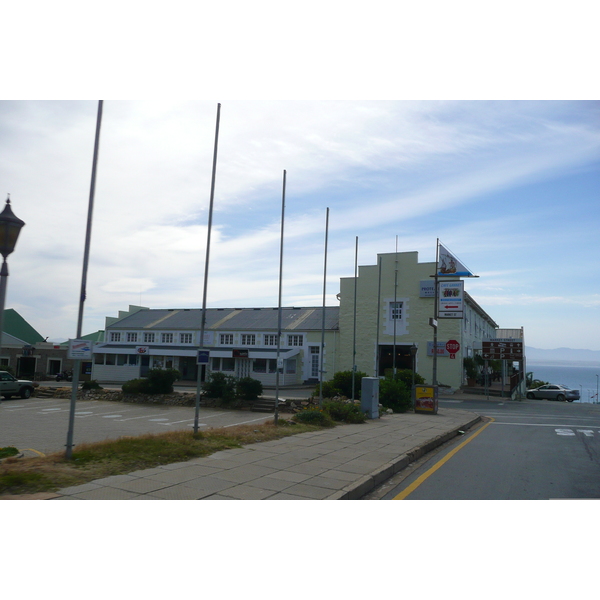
xmin=3 ymin=309 xmax=45 ymax=344
xmin=59 ymin=330 xmax=105 ymax=346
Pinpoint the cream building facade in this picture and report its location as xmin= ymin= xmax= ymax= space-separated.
xmin=336 ymin=251 xmax=498 ymax=389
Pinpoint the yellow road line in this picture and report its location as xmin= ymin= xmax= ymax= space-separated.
xmin=22 ymin=448 xmax=46 ymax=457
xmin=393 ymin=418 xmax=495 ymax=500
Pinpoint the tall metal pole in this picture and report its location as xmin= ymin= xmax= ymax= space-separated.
xmin=351 ymin=236 xmax=358 ymax=400
xmin=432 ymin=238 xmax=440 ymax=387
xmin=194 ymin=103 xmax=221 ymax=435
xmin=65 ymin=100 xmax=103 ymax=459
xmin=274 ymin=170 xmax=286 ymax=425
xmin=393 ymin=236 xmax=398 ymax=376
xmin=375 ymin=254 xmax=382 ymax=377
xmin=318 ymin=207 xmax=329 ymax=407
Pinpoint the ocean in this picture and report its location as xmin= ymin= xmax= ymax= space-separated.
xmin=527 ymin=363 xmax=600 ymax=403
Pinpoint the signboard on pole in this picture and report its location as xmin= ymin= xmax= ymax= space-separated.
xmin=438 ymin=280 xmax=464 ymax=319
xmin=68 ymin=339 xmax=93 ymax=360
xmin=482 ymin=339 xmax=523 ymax=360
xmin=197 ymin=349 xmax=210 ymax=365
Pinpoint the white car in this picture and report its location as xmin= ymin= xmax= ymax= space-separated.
xmin=526 ymin=384 xmax=579 ymax=402
xmin=0 ymin=371 xmax=35 ymax=399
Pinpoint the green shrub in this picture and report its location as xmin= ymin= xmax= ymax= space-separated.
xmin=236 ymin=377 xmax=263 ymax=401
xmin=122 ymin=378 xmax=148 ymax=394
xmin=202 ymin=371 xmax=236 ymax=403
xmin=122 ymin=368 xmax=181 ymax=395
xmin=391 ymin=368 xmax=425 ymax=389
xmin=313 ymin=370 xmax=369 ymax=399
xmin=322 ymin=400 xmax=367 ymax=424
xmin=292 ymin=408 xmax=335 ymax=427
xmin=313 ymin=380 xmax=343 ymax=399
xmin=0 ymin=446 xmax=19 ymax=459
xmin=379 ymin=378 xmax=413 ymax=413
xmin=81 ymin=380 xmax=102 ymax=391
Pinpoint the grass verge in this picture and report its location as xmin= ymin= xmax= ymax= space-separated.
xmin=0 ymin=419 xmax=325 ymax=497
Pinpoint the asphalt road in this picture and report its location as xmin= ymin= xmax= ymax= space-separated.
xmin=372 ymin=396 xmax=600 ymax=499
xmin=0 ymin=396 xmax=276 ymax=457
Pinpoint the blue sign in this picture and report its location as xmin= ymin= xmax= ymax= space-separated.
xmin=197 ymin=350 xmax=210 ymax=364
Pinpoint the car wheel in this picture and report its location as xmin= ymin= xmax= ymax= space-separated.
xmin=526 ymin=392 xmax=534 ymax=399
xmin=20 ymin=387 xmax=32 ymax=399
xmin=556 ymin=394 xmax=565 ymax=402
xmin=567 ymin=398 xmax=574 ymax=402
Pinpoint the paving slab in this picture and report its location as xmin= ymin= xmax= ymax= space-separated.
xmin=43 ymin=408 xmax=480 ymax=501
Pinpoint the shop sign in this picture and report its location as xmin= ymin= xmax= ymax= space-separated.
xmin=68 ymin=339 xmax=93 ymax=359
xmin=438 ymin=280 xmax=464 ymax=319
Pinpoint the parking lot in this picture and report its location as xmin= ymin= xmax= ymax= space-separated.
xmin=0 ymin=396 xmax=275 ymax=456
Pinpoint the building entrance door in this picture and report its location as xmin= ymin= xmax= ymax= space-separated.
xmin=378 ymin=345 xmax=414 ymax=377
xmin=236 ymin=359 xmax=251 ymax=379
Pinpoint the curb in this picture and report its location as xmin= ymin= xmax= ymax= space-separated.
xmin=330 ymin=414 xmax=482 ymax=500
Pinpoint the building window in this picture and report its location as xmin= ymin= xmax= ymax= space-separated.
xmin=253 ymin=359 xmax=267 ymax=373
xmin=211 ymin=357 xmax=220 ymax=371
xmin=222 ymin=358 xmax=235 ymax=371
xmin=390 ymin=302 xmax=403 ymax=320
xmin=143 ymin=332 xmax=155 ymax=343
xmin=117 ymin=354 xmax=128 ymax=366
xmin=180 ymin=333 xmax=193 ymax=344
xmin=220 ymin=334 xmax=233 ymax=345
xmin=241 ymin=334 xmax=256 ymax=346
xmin=105 ymin=354 xmax=116 ymax=366
xmin=287 ymin=334 xmax=303 ymax=347
xmin=94 ymin=354 xmax=104 ymax=365
xmin=127 ymin=332 xmax=138 ymax=343
xmin=110 ymin=332 xmax=121 ymax=342
xmin=161 ymin=333 xmax=173 ymax=344
xmin=264 ymin=334 xmax=278 ymax=346
xmin=285 ymin=358 xmax=296 ymax=374
xmin=128 ymin=355 xmax=138 ymax=366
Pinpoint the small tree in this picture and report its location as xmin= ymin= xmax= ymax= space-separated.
xmin=202 ymin=372 xmax=236 ymax=403
xmin=236 ymin=377 xmax=263 ymax=401
xmin=379 ymin=378 xmax=413 ymax=413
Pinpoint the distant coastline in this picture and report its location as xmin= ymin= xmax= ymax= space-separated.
xmin=527 ymin=360 xmax=600 ymax=368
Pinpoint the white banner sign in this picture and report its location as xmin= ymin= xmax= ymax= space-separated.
xmin=68 ymin=339 xmax=93 ymax=359
xmin=438 ymin=280 xmax=464 ymax=319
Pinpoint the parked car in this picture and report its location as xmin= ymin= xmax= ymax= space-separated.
xmin=0 ymin=371 xmax=36 ymax=399
xmin=526 ymin=384 xmax=580 ymax=402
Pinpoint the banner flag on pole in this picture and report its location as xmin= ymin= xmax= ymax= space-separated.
xmin=437 ymin=242 xmax=476 ymax=277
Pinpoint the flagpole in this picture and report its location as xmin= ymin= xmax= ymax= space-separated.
xmin=194 ymin=102 xmax=221 ymax=435
xmin=319 ymin=207 xmax=329 ymax=408
xmin=65 ymin=100 xmax=103 ymax=460
xmin=432 ymin=238 xmax=439 ymax=387
xmin=351 ymin=236 xmax=358 ymax=401
xmin=274 ymin=169 xmax=286 ymax=426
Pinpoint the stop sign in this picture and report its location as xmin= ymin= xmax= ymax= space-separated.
xmin=446 ymin=339 xmax=460 ymax=354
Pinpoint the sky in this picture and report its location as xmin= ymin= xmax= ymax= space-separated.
xmin=1 ymin=99 xmax=598 ymax=350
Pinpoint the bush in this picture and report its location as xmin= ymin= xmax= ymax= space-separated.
xmin=292 ymin=408 xmax=335 ymax=427
xmin=391 ymin=368 xmax=425 ymax=388
xmin=122 ymin=368 xmax=181 ymax=395
xmin=202 ymin=372 xmax=236 ymax=403
xmin=0 ymin=446 xmax=19 ymax=459
xmin=236 ymin=377 xmax=263 ymax=401
xmin=81 ymin=380 xmax=102 ymax=391
xmin=313 ymin=370 xmax=369 ymax=399
xmin=322 ymin=400 xmax=367 ymax=424
xmin=379 ymin=378 xmax=413 ymax=413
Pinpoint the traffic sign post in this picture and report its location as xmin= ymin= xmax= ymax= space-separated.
xmin=482 ymin=339 xmax=523 ymax=361
xmin=445 ymin=339 xmax=460 ymax=359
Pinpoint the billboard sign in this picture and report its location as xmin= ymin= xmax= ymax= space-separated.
xmin=482 ymin=339 xmax=523 ymax=360
xmin=68 ymin=339 xmax=93 ymax=360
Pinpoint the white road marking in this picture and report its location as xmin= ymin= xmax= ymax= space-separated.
xmin=149 ymin=418 xmax=170 ymax=422
xmin=491 ymin=422 xmax=600 ymax=428
xmin=40 ymin=408 xmax=63 ymax=412
xmin=556 ymin=428 xmax=576 ymax=436
xmin=116 ymin=413 xmax=172 ymax=422
xmin=102 ymin=415 xmax=123 ymax=418
xmin=74 ymin=411 xmax=94 ymax=415
xmin=223 ymin=416 xmax=274 ymax=427
xmin=577 ymin=429 xmax=595 ymax=437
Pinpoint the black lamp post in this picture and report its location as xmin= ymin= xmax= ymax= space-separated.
xmin=410 ymin=344 xmax=418 ymax=387
xmin=0 ymin=195 xmax=25 ymax=351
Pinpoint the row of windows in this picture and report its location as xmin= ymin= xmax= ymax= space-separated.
xmin=108 ymin=331 xmax=305 ymax=347
xmin=109 ymin=332 xmax=194 ymax=344
xmin=221 ymin=333 xmax=303 ymax=347
xmin=211 ymin=357 xmax=297 ymax=374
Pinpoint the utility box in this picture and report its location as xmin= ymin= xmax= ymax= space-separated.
xmin=361 ymin=377 xmax=379 ymax=419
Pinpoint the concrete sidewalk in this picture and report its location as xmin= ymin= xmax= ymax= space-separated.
xmin=43 ymin=408 xmax=480 ymax=500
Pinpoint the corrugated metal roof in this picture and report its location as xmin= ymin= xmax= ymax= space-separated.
xmin=107 ymin=307 xmax=340 ymax=332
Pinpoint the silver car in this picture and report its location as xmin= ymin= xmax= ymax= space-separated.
xmin=526 ymin=384 xmax=580 ymax=402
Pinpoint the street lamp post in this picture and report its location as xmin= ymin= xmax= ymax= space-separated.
xmin=0 ymin=196 xmax=25 ymax=353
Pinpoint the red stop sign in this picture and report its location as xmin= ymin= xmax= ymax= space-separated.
xmin=446 ymin=339 xmax=460 ymax=354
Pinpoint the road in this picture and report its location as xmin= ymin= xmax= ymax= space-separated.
xmin=0 ymin=395 xmax=276 ymax=457
xmin=369 ymin=396 xmax=600 ymax=500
